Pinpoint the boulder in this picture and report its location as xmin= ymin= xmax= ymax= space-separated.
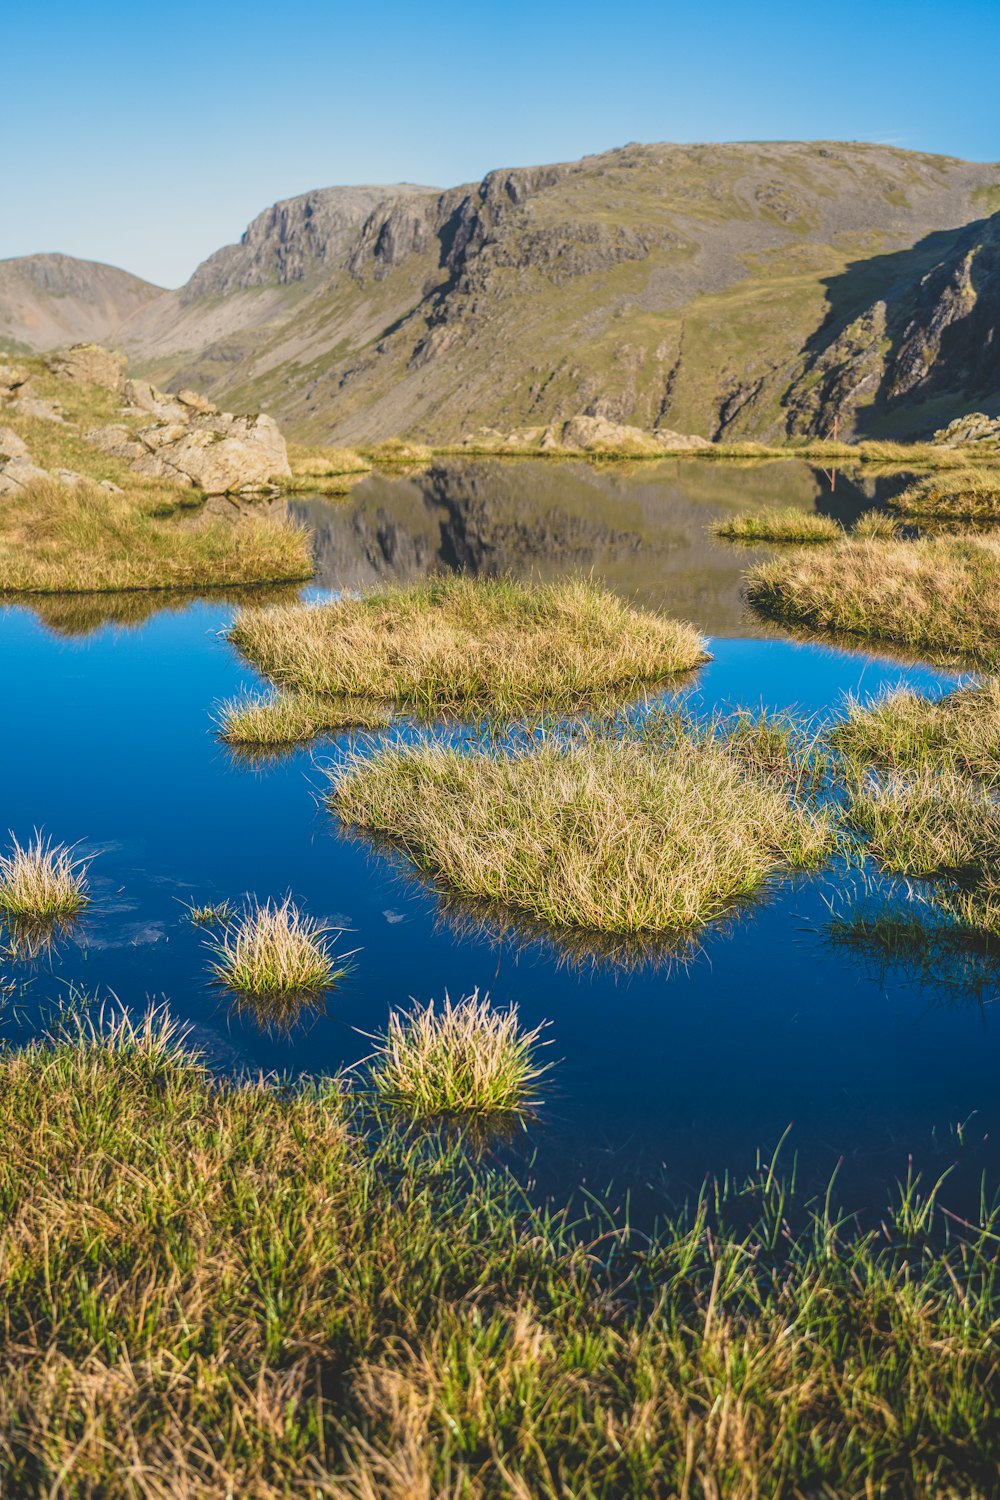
xmin=0 ymin=427 xmax=31 ymax=461
xmin=123 ymin=378 xmax=191 ymax=422
xmin=557 ymin=414 xmax=711 ymax=453
xmin=0 ymin=429 xmax=50 ymax=496
xmin=0 ymin=364 xmax=30 ymax=402
xmin=46 ymin=343 xmax=128 ymax=394
xmin=10 ymin=394 xmax=67 ymax=423
xmin=932 ymin=412 xmax=1000 ymax=447
xmin=87 ymin=408 xmax=291 ymax=493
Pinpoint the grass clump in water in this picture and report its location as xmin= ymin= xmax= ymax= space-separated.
xmin=711 ymin=507 xmax=841 ymax=543
xmin=831 ymin=678 xmax=1000 ymax=784
xmin=365 ymin=990 xmax=549 ymax=1119
xmin=746 ymin=533 xmax=1000 ymax=666
xmin=227 ymin=574 xmax=708 ymax=717
xmin=0 ymin=1011 xmax=998 ymax=1496
xmin=208 ymin=897 xmax=348 ymax=998
xmin=215 ymin=688 xmax=392 ymax=747
xmin=331 ymin=730 xmax=834 ymax=936
xmin=891 ymin=468 xmax=1000 ymax=520
xmin=0 ymin=478 xmax=312 ymax=594
xmin=0 ymin=833 xmax=90 ymax=920
xmin=847 ymin=767 xmax=1000 ymax=880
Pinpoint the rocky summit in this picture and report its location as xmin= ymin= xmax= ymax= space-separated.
xmin=5 ymin=142 xmax=1000 ymax=442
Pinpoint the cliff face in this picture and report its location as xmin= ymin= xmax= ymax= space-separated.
xmin=10 ymin=142 xmax=1000 ymax=440
xmin=0 ymin=254 xmax=162 ymax=354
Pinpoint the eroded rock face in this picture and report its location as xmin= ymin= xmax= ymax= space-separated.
xmin=87 ymin=383 xmax=290 ymax=493
xmin=45 ymin=343 xmax=128 ymax=393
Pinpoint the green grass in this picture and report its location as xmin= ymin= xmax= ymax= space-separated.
xmin=847 ymin=767 xmax=1000 ymax=881
xmin=208 ymin=897 xmax=348 ymax=998
xmin=830 ymin=678 xmax=1000 ymax=784
xmin=215 ymin=688 xmax=392 ymax=747
xmin=0 ymin=479 xmax=312 ymax=594
xmin=0 ymin=1011 xmax=998 ymax=1496
xmin=710 ymin=506 xmax=842 ymax=542
xmin=364 ymin=990 xmax=549 ymax=1119
xmin=0 ymin=833 xmax=89 ymax=920
xmin=330 ymin=728 xmax=834 ymax=936
xmin=746 ymin=534 xmax=1000 ymax=666
xmin=227 ymin=574 xmax=708 ymax=718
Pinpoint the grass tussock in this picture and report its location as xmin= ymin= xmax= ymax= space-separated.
xmin=831 ymin=678 xmax=1000 ymax=783
xmin=365 ymin=990 xmax=549 ymax=1119
xmin=215 ymin=688 xmax=392 ymax=747
xmin=746 ymin=533 xmax=1000 ymax=666
xmin=331 ymin=731 xmax=834 ymax=935
xmin=0 ymin=479 xmax=312 ymax=594
xmin=208 ymin=897 xmax=347 ymax=997
xmin=0 ymin=1013 xmax=997 ymax=1497
xmin=847 ymin=767 xmax=1000 ymax=881
xmin=0 ymin=833 xmax=89 ymax=920
xmin=711 ymin=506 xmax=841 ymax=543
xmin=891 ymin=467 xmax=1000 ymax=519
xmin=228 ymin=575 xmax=707 ymax=718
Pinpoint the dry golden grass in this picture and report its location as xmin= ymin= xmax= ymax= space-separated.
xmin=0 ymin=833 xmax=90 ymax=919
xmin=891 ymin=468 xmax=1000 ymax=519
xmin=365 ymin=990 xmax=549 ymax=1118
xmin=330 ymin=730 xmax=834 ymax=935
xmin=215 ymin=688 xmax=392 ymax=747
xmin=711 ymin=507 xmax=841 ymax=543
xmin=831 ymin=678 xmax=1000 ymax=784
xmin=747 ymin=533 xmax=1000 ymax=665
xmin=228 ymin=575 xmax=707 ymax=718
xmin=208 ymin=897 xmax=348 ymax=997
xmin=847 ymin=767 xmax=1000 ymax=880
xmin=0 ymin=479 xmax=312 ymax=594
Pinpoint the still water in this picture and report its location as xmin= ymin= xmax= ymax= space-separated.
xmin=2 ymin=460 xmax=995 ymax=1215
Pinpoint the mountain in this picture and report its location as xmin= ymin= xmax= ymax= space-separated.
xmin=0 ymin=254 xmax=162 ymax=355
xmin=9 ymin=143 xmax=1000 ymax=440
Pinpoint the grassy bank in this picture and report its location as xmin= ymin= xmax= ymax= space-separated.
xmin=227 ymin=575 xmax=707 ymax=720
xmin=710 ymin=506 xmax=841 ymax=542
xmin=0 ymin=479 xmax=312 ymax=594
xmin=0 ymin=1013 xmax=997 ymax=1498
xmin=891 ymin=468 xmax=1000 ymax=519
xmin=331 ymin=729 xmax=833 ymax=935
xmin=746 ymin=534 xmax=1000 ymax=666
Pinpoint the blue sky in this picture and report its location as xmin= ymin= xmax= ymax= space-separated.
xmin=7 ymin=0 xmax=999 ymax=288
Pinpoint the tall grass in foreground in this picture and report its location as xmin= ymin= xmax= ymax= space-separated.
xmin=0 ymin=478 xmax=312 ymax=593
xmin=330 ymin=731 xmax=834 ymax=935
xmin=208 ymin=897 xmax=347 ymax=997
xmin=0 ymin=1012 xmax=997 ymax=1497
xmin=711 ymin=506 xmax=841 ymax=542
xmin=746 ymin=533 xmax=1000 ymax=665
xmin=365 ymin=990 xmax=549 ymax=1118
xmin=227 ymin=574 xmax=708 ymax=717
xmin=0 ymin=833 xmax=89 ymax=919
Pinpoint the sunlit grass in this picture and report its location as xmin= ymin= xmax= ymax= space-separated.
xmin=0 ymin=1011 xmax=997 ymax=1495
xmin=330 ymin=729 xmax=834 ymax=935
xmin=365 ymin=990 xmax=549 ymax=1119
xmin=208 ymin=897 xmax=348 ymax=997
xmin=227 ymin=575 xmax=708 ymax=718
xmin=0 ymin=833 xmax=90 ymax=920
xmin=830 ymin=678 xmax=1000 ymax=784
xmin=847 ymin=767 xmax=1000 ymax=880
xmin=215 ymin=688 xmax=392 ymax=747
xmin=891 ymin=468 xmax=1000 ymax=519
xmin=711 ymin=507 xmax=841 ymax=543
xmin=746 ymin=533 xmax=1000 ymax=665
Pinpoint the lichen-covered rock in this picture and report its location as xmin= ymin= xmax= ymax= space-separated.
xmin=932 ymin=412 xmax=1000 ymax=446
xmin=45 ymin=343 xmax=128 ymax=393
xmin=87 ymin=407 xmax=290 ymax=493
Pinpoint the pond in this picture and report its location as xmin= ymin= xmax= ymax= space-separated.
xmin=2 ymin=458 xmax=996 ymax=1219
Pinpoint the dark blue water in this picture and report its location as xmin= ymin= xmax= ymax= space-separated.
xmin=2 ymin=460 xmax=996 ymax=1216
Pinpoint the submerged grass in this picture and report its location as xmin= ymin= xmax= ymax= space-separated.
xmin=0 ymin=1012 xmax=998 ymax=1496
xmin=746 ymin=533 xmax=1000 ymax=666
xmin=331 ymin=730 xmax=834 ymax=936
xmin=0 ymin=834 xmax=89 ymax=920
xmin=208 ymin=897 xmax=348 ymax=997
xmin=227 ymin=574 xmax=708 ymax=717
xmin=711 ymin=506 xmax=841 ymax=543
xmin=0 ymin=478 xmax=312 ymax=594
xmin=365 ymin=990 xmax=549 ymax=1119
xmin=215 ymin=688 xmax=393 ymax=747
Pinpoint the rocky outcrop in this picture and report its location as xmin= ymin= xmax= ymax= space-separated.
xmin=87 ymin=376 xmax=290 ymax=493
xmin=45 ymin=343 xmax=128 ymax=393
xmin=0 ymin=364 xmax=65 ymax=422
xmin=464 ymin=414 xmax=710 ymax=454
xmin=932 ymin=412 xmax=1000 ymax=446
xmin=0 ymin=427 xmax=49 ymax=495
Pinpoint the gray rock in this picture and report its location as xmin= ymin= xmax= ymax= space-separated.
xmin=45 ymin=342 xmax=128 ymax=393
xmin=932 ymin=412 xmax=1000 ymax=446
xmin=87 ymin=407 xmax=291 ymax=493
